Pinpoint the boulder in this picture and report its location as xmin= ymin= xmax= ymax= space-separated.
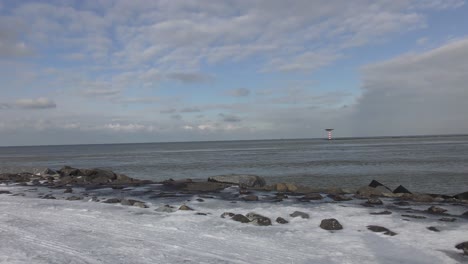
xmin=367 ymin=225 xmax=396 ymax=236
xmin=327 ymin=194 xmax=352 ymax=201
xmin=58 ymin=166 xmax=83 ymax=177
xmin=0 ymin=173 xmax=33 ymax=183
xmin=246 ymin=213 xmax=272 ymax=226
xmin=221 ymin=212 xmax=235 ymax=218
xmin=393 ymin=185 xmax=412 ymax=194
xmin=179 ymin=205 xmax=194 ymax=211
xmin=356 ymin=186 xmax=384 ymax=197
xmin=232 ymin=214 xmax=251 ymax=223
xmin=275 ymin=183 xmax=288 ymax=192
xmin=439 ymin=217 xmax=456 ymax=222
xmin=366 ymin=198 xmax=383 ymax=205
xmin=0 ymin=190 xmax=12 ymax=194
xmin=33 ymin=168 xmax=57 ymax=176
xmin=427 ymin=226 xmax=440 ymax=232
xmin=462 ymin=211 xmax=468 ymax=218
xmin=183 ymin=182 xmax=229 ymax=192
xmin=42 ymin=194 xmax=56 ymax=199
xmin=320 ymin=218 xmax=343 ymax=230
xmin=276 ymin=217 xmax=288 ymax=224
xmin=242 ymin=195 xmax=259 ymax=201
xmin=103 ymin=198 xmax=121 ymax=204
xmin=290 ymin=211 xmax=309 ymax=219
xmin=455 ymin=241 xmax=468 ymax=255
xmin=208 ymin=174 xmax=266 ymax=188
xmin=285 ymin=183 xmax=298 ymax=192
xmin=155 ymin=205 xmax=176 ymax=213
xmin=426 ymin=206 xmax=447 ymax=214
xmin=412 ymin=194 xmax=434 ymax=203
xmin=63 ymin=187 xmax=73 ymax=193
xmin=401 ymin=214 xmax=426 ymax=219
xmin=133 ymin=202 xmax=148 ymax=208
xmin=454 ymin=191 xmax=468 ymax=201
xmin=302 ymin=193 xmax=323 ymax=200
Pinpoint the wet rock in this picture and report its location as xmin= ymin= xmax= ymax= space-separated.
xmin=455 ymin=242 xmax=468 ymax=255
xmin=393 ymin=185 xmax=411 ymax=194
xmin=401 ymin=214 xmax=426 ymax=219
xmin=232 ymin=214 xmax=251 ymax=223
xmin=370 ymin=210 xmax=392 ymax=215
xmin=221 ymin=212 xmax=235 ymax=218
xmin=439 ymin=217 xmax=456 ymax=222
xmin=411 ymin=194 xmax=434 ymax=203
xmin=462 ymin=211 xmax=468 ymax=218
xmin=427 ymin=226 xmax=440 ymax=232
xmin=208 ymin=174 xmax=266 ymax=188
xmin=133 ymin=202 xmax=148 ymax=208
xmin=285 ymin=183 xmax=298 ymax=192
xmin=0 ymin=173 xmax=33 ymax=183
xmin=427 ymin=206 xmax=447 ymax=214
xmin=366 ymin=198 xmax=383 ymax=205
xmin=367 ymin=225 xmax=396 ymax=236
xmin=320 ymin=218 xmax=343 ymax=230
xmin=195 ymin=212 xmax=208 ymax=216
xmin=454 ymin=191 xmax=468 ymax=201
xmin=103 ymin=198 xmax=121 ymax=204
xmin=290 ymin=211 xmax=309 ymax=219
xmin=33 ymin=168 xmax=57 ymax=176
xmin=196 ymin=198 xmax=204 ymax=202
xmin=246 ymin=213 xmax=272 ymax=226
xmin=327 ymin=194 xmax=352 ymax=201
xmin=275 ymin=183 xmax=288 ymax=192
xmin=64 ymin=187 xmax=73 ymax=194
xmin=394 ymin=201 xmax=410 ymax=206
xmin=89 ymin=196 xmax=99 ymax=202
xmin=42 ymin=194 xmax=56 ymax=199
xmin=179 ymin=205 xmax=194 ymax=211
xmin=276 ymin=217 xmax=289 ymax=224
xmin=155 ymin=205 xmax=176 ymax=213
xmin=0 ymin=190 xmax=12 ymax=194
xmin=301 ymin=193 xmax=323 ymax=201
xmin=242 ymin=195 xmax=259 ymax=201
xmin=58 ymin=166 xmax=83 ymax=177
xmin=183 ymin=182 xmax=229 ymax=192
xmin=356 ymin=186 xmax=385 ymax=197
xmin=66 ymin=196 xmax=82 ymax=201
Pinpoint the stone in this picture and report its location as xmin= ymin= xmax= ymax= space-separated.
xmin=285 ymin=183 xmax=298 ymax=192
xmin=195 ymin=213 xmax=208 ymax=216
xmin=179 ymin=205 xmax=194 ymax=211
xmin=66 ymin=196 xmax=82 ymax=201
xmin=232 ymin=214 xmax=251 ymax=223
xmin=242 ymin=195 xmax=259 ymax=201
xmin=320 ymin=218 xmax=343 ymax=230
xmin=183 ymin=182 xmax=229 ymax=192
xmin=0 ymin=190 xmax=12 ymax=194
xmin=370 ymin=210 xmax=392 ymax=215
xmin=367 ymin=225 xmax=397 ymax=236
xmin=103 ymin=198 xmax=121 ymax=204
xmin=327 ymin=194 xmax=352 ymax=201
xmin=64 ymin=187 xmax=73 ymax=193
xmin=42 ymin=194 xmax=56 ymax=199
xmin=58 ymin=166 xmax=83 ymax=177
xmin=33 ymin=168 xmax=57 ymax=176
xmin=427 ymin=226 xmax=440 ymax=232
xmin=439 ymin=217 xmax=456 ymax=222
xmin=356 ymin=186 xmax=384 ymax=197
xmin=302 ymin=193 xmax=323 ymax=200
xmin=411 ymin=194 xmax=434 ymax=203
xmin=275 ymin=183 xmax=288 ymax=192
xmin=196 ymin=198 xmax=204 ymax=202
xmin=368 ymin=180 xmax=388 ymax=189
xmin=454 ymin=191 xmax=468 ymax=200
xmin=462 ymin=211 xmax=468 ymax=218
xmin=427 ymin=206 xmax=447 ymax=214
xmin=393 ymin=185 xmax=412 ymax=194
xmin=246 ymin=213 xmax=272 ymax=226
xmin=366 ymin=198 xmax=383 ymax=205
xmin=290 ymin=211 xmax=309 ymax=219
xmin=394 ymin=201 xmax=410 ymax=206
xmin=133 ymin=202 xmax=148 ymax=208
xmin=276 ymin=217 xmax=288 ymax=224
xmin=0 ymin=173 xmax=33 ymax=183
xmin=455 ymin=242 xmax=468 ymax=255
xmin=155 ymin=205 xmax=176 ymax=213
xmin=401 ymin=214 xmax=426 ymax=219
xmin=208 ymin=174 xmax=266 ymax=188
xmin=221 ymin=212 xmax=235 ymax=218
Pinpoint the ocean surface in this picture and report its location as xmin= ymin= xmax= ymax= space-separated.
xmin=1 ymin=135 xmax=467 ymax=194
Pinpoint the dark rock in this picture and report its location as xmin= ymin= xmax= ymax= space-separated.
xmin=242 ymin=195 xmax=258 ymax=201
xmin=370 ymin=210 xmax=392 ymax=215
xmin=366 ymin=198 xmax=383 ymax=205
xmin=455 ymin=241 xmax=468 ymax=255
xmin=454 ymin=191 xmax=468 ymax=200
xmin=393 ymin=185 xmax=412 ymax=194
xmin=239 ymin=189 xmax=252 ymax=195
xmin=275 ymin=183 xmax=288 ymax=192
xmin=33 ymin=168 xmax=57 ymax=176
xmin=179 ymin=205 xmax=194 ymax=211
xmin=320 ymin=218 xmax=343 ymax=230
xmin=246 ymin=213 xmax=272 ymax=226
xmin=276 ymin=217 xmax=288 ymax=224
xmin=356 ymin=186 xmax=386 ymax=197
xmin=427 ymin=226 xmax=440 ymax=232
xmin=427 ymin=206 xmax=447 ymax=214
xmin=196 ymin=198 xmax=204 ymax=202
xmin=394 ymin=201 xmax=410 ymax=206
xmin=232 ymin=214 xmax=251 ymax=223
xmin=155 ymin=205 xmax=176 ymax=213
xmin=195 ymin=212 xmax=208 ymax=216
xmin=439 ymin=217 xmax=456 ymax=222
xmin=183 ymin=182 xmax=229 ymax=192
xmin=58 ymin=166 xmax=83 ymax=177
xmin=0 ymin=173 xmax=33 ymax=183
xmin=42 ymin=194 xmax=56 ymax=199
xmin=401 ymin=214 xmax=426 ymax=219
xmin=103 ymin=198 xmax=121 ymax=204
xmin=411 ymin=194 xmax=434 ymax=203
xmin=462 ymin=211 xmax=468 ymax=218
xmin=63 ymin=188 xmax=73 ymax=194
xmin=66 ymin=196 xmax=82 ymax=201
xmin=0 ymin=190 xmax=12 ymax=194
xmin=367 ymin=225 xmax=397 ymax=236
xmin=368 ymin=180 xmax=387 ymax=189
xmin=221 ymin=212 xmax=235 ymax=218
xmin=208 ymin=174 xmax=266 ymax=188
xmin=327 ymin=194 xmax=352 ymax=201
xmin=290 ymin=211 xmax=309 ymax=219
xmin=133 ymin=202 xmax=148 ymax=208
xmin=301 ymin=193 xmax=323 ymax=200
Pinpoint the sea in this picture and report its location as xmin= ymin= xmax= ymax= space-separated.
xmin=1 ymin=135 xmax=467 ymax=194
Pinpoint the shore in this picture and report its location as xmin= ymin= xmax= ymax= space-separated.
xmin=1 ymin=167 xmax=467 ymax=263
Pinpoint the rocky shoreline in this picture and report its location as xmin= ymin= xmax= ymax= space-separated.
xmin=1 ymin=166 xmax=468 ymax=258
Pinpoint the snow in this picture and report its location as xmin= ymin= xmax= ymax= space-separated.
xmin=0 ymin=186 xmax=467 ymax=264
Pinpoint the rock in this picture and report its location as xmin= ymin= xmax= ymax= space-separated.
xmin=232 ymin=214 xmax=251 ymax=223
xmin=320 ymin=218 xmax=343 ymax=230
xmin=394 ymin=201 xmax=410 ymax=206
xmin=242 ymin=195 xmax=258 ymax=201
xmin=454 ymin=191 xmax=468 ymax=200
xmin=0 ymin=173 xmax=33 ymax=183
xmin=462 ymin=211 xmax=468 ymax=218
xmin=455 ymin=241 xmax=468 ymax=255
xmin=302 ymin=193 xmax=323 ymax=200
xmin=427 ymin=206 xmax=447 ymax=214
xmin=401 ymin=214 xmax=426 ymax=219
xmin=63 ymin=187 xmax=73 ymax=193
xmin=275 ymin=183 xmax=288 ymax=192
xmin=221 ymin=212 xmax=235 ymax=218
xmin=285 ymin=183 xmax=298 ymax=192
xmin=411 ymin=194 xmax=434 ymax=203
xmin=155 ymin=205 xmax=176 ymax=213
xmin=58 ymin=166 xmax=83 ymax=177
xmin=393 ymin=185 xmax=412 ymax=194
xmin=439 ymin=217 xmax=456 ymax=222
xmin=290 ymin=211 xmax=309 ymax=219
xmin=208 ymin=174 xmax=266 ymax=188
xmin=42 ymin=194 xmax=56 ymax=199
xmin=183 ymin=182 xmax=229 ymax=192
xmin=179 ymin=205 xmax=194 ymax=211
xmin=33 ymin=168 xmax=57 ymax=176
xmin=246 ymin=213 xmax=272 ymax=226
xmin=66 ymin=196 xmax=82 ymax=201
xmin=367 ymin=225 xmax=397 ymax=236
xmin=103 ymin=198 xmax=121 ymax=204
xmin=195 ymin=212 xmax=208 ymax=216
xmin=370 ymin=210 xmax=392 ymax=215
xmin=366 ymin=198 xmax=383 ymax=205
xmin=327 ymin=194 xmax=352 ymax=201
xmin=133 ymin=202 xmax=148 ymax=208
xmin=368 ymin=180 xmax=388 ymax=189
xmin=427 ymin=226 xmax=440 ymax=232
xmin=196 ymin=198 xmax=204 ymax=202
xmin=356 ymin=186 xmax=384 ymax=197
xmin=0 ymin=190 xmax=12 ymax=194
xmin=276 ymin=217 xmax=288 ymax=224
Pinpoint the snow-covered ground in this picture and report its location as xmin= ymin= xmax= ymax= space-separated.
xmin=0 ymin=187 xmax=467 ymax=264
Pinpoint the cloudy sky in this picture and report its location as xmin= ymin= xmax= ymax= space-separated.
xmin=1 ymin=0 xmax=468 ymax=146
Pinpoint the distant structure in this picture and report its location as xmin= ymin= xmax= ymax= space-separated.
xmin=325 ymin=129 xmax=334 ymax=140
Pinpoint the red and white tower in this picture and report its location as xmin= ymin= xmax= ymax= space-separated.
xmin=325 ymin=129 xmax=334 ymax=140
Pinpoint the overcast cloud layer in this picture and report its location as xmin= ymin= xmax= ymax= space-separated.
xmin=0 ymin=0 xmax=467 ymax=146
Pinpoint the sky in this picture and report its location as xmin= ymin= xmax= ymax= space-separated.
xmin=1 ymin=0 xmax=468 ymax=146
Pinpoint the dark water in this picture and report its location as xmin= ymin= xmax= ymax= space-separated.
xmin=1 ymin=135 xmax=468 ymax=194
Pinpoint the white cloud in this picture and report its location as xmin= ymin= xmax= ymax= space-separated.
xmin=82 ymin=88 xmax=121 ymax=97
xmin=227 ymin=88 xmax=250 ymax=97
xmin=14 ymin=98 xmax=56 ymax=109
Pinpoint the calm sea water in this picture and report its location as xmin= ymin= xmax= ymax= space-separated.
xmin=1 ymin=135 xmax=468 ymax=194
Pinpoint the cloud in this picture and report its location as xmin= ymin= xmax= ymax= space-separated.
xmin=219 ymin=113 xmax=241 ymax=122
xmin=166 ymin=72 xmax=212 ymax=83
xmin=82 ymin=88 xmax=121 ymax=97
xmin=160 ymin=108 xmax=177 ymax=114
xmin=14 ymin=98 xmax=56 ymax=109
xmin=352 ymin=38 xmax=468 ymax=136
xmin=227 ymin=88 xmax=250 ymax=97
xmin=180 ymin=107 xmax=201 ymax=113
xmin=113 ymin=97 xmax=159 ymax=104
